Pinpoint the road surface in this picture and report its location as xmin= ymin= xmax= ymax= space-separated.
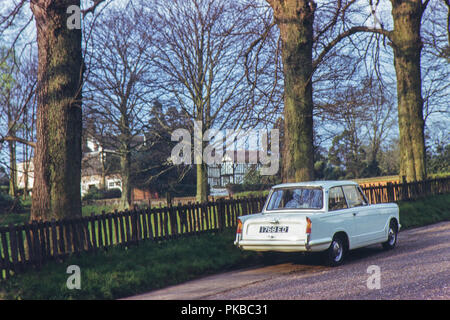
xmin=125 ymin=221 xmax=450 ymax=300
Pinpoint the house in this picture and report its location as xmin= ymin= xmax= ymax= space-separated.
xmin=207 ymin=150 xmax=261 ymax=188
xmin=16 ymin=160 xmax=34 ymax=192
xmin=80 ymin=134 xmax=153 ymax=199
xmin=16 ymin=134 xmax=156 ymax=200
xmin=81 ymin=135 xmax=122 ymax=196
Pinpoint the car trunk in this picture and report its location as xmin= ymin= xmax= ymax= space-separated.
xmin=242 ymin=213 xmax=310 ymax=242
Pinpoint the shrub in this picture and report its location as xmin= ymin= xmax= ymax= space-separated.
xmin=82 ymin=186 xmax=122 ymax=201
xmin=170 ymin=184 xmax=197 ymax=197
xmin=0 ymin=192 xmax=22 ymax=214
xmin=225 ymin=183 xmax=271 ymax=196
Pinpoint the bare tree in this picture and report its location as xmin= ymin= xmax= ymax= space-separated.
xmin=145 ymin=0 xmax=281 ymax=201
xmin=0 ymin=47 xmax=37 ymax=200
xmin=84 ymin=4 xmax=156 ymax=209
xmin=317 ymin=75 xmax=397 ymax=176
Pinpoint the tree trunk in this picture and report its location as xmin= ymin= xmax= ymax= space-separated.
xmin=391 ymin=0 xmax=427 ymax=182
xmin=268 ymin=0 xmax=315 ymax=183
xmin=119 ymin=150 xmax=132 ymax=210
xmin=30 ymin=0 xmax=83 ymax=220
xmin=6 ymin=103 xmax=18 ymax=198
xmin=8 ymin=139 xmax=17 ymax=198
xmin=118 ymin=112 xmax=132 ymax=210
xmin=196 ymin=162 xmax=208 ymax=202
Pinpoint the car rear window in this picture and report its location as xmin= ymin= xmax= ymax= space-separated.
xmin=266 ymin=187 xmax=323 ymax=210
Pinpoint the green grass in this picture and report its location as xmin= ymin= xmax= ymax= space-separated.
xmin=398 ymin=193 xmax=450 ymax=229
xmin=81 ymin=204 xmax=116 ymax=217
xmin=0 ymin=229 xmax=260 ymax=300
xmin=428 ymin=172 xmax=450 ymax=179
xmin=233 ymin=190 xmax=270 ymax=198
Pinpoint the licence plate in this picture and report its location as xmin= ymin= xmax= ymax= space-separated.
xmin=259 ymin=226 xmax=289 ymax=233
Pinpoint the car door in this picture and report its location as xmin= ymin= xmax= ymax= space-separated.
xmin=342 ymin=185 xmax=376 ymax=246
xmin=325 ymin=186 xmax=355 ymax=246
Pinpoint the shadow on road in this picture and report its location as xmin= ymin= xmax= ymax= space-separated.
xmin=259 ymin=245 xmax=387 ymax=268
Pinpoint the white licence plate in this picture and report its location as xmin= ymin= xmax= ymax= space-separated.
xmin=259 ymin=226 xmax=289 ymax=233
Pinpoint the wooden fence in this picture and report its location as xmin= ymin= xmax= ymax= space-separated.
xmin=361 ymin=176 xmax=450 ymax=204
xmin=1 ymin=176 xmax=449 ymax=280
xmin=0 ymin=196 xmax=266 ymax=280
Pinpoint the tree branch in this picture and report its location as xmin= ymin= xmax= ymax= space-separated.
xmin=1 ymin=136 xmax=36 ymax=148
xmin=81 ymin=0 xmax=108 ymax=17
xmin=313 ymin=26 xmax=392 ymax=73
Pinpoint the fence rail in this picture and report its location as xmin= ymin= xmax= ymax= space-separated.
xmin=1 ymin=176 xmax=449 ymax=280
xmin=0 ymin=196 xmax=266 ymax=280
xmin=361 ymin=176 xmax=450 ymax=203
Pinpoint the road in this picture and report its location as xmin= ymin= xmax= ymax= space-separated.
xmin=125 ymin=221 xmax=450 ymax=300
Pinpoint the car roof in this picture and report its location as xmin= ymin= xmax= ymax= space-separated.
xmin=271 ymin=180 xmax=358 ymax=190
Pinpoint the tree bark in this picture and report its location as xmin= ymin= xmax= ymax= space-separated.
xmin=391 ymin=0 xmax=427 ymax=182
xmin=119 ymin=150 xmax=132 ymax=210
xmin=118 ymin=112 xmax=132 ymax=210
xmin=30 ymin=0 xmax=83 ymax=221
xmin=196 ymin=162 xmax=208 ymax=202
xmin=267 ymin=0 xmax=315 ymax=183
xmin=8 ymin=138 xmax=17 ymax=198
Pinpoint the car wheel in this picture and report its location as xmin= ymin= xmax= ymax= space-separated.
xmin=324 ymin=236 xmax=346 ymax=267
xmin=382 ymin=220 xmax=398 ymax=250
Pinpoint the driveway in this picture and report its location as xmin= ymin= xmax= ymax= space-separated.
xmin=124 ymin=221 xmax=450 ymax=300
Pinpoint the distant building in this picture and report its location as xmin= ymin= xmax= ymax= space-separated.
xmin=16 ymin=138 xmax=261 ymax=198
xmin=16 ymin=160 xmax=34 ymax=192
xmin=16 ymin=134 xmax=157 ymax=200
xmin=207 ymin=150 xmax=260 ymax=187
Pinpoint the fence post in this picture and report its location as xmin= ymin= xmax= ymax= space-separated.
xmin=1 ymin=227 xmax=10 ymax=279
xmin=386 ymin=182 xmax=394 ymax=203
xmin=218 ymin=199 xmax=225 ymax=231
xmin=401 ymin=176 xmax=408 ymax=201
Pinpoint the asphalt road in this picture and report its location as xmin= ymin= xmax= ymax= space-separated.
xmin=125 ymin=221 xmax=450 ymax=300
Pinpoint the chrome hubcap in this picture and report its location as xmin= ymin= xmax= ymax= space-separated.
xmin=388 ymin=228 xmax=396 ymax=245
xmin=332 ymin=241 xmax=343 ymax=261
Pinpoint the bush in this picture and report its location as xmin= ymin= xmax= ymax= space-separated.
xmin=82 ymin=186 xmax=122 ymax=201
xmin=225 ymin=183 xmax=271 ymax=196
xmin=170 ymin=184 xmax=197 ymax=197
xmin=0 ymin=192 xmax=22 ymax=214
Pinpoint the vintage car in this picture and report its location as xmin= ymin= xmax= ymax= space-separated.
xmin=234 ymin=181 xmax=400 ymax=266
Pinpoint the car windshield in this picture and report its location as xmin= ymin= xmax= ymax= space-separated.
xmin=266 ymin=187 xmax=323 ymax=211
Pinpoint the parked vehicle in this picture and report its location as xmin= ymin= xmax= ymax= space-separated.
xmin=234 ymin=181 xmax=400 ymax=266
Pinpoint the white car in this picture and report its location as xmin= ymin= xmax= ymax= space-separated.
xmin=234 ymin=181 xmax=400 ymax=266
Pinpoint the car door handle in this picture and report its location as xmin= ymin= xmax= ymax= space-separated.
xmin=353 ymin=212 xmax=358 ymax=216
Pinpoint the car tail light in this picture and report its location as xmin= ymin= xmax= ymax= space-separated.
xmin=306 ymin=217 xmax=312 ymax=234
xmin=236 ymin=219 xmax=243 ymax=234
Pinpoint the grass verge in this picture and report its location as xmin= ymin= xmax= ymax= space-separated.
xmin=0 ymin=193 xmax=448 ymax=300
xmin=0 ymin=228 xmax=260 ymax=300
xmin=398 ymin=193 xmax=450 ymax=229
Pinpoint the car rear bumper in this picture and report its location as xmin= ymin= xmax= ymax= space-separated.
xmin=234 ymin=238 xmax=331 ymax=252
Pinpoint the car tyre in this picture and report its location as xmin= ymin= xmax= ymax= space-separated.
xmin=382 ymin=220 xmax=398 ymax=250
xmin=324 ymin=235 xmax=346 ymax=267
